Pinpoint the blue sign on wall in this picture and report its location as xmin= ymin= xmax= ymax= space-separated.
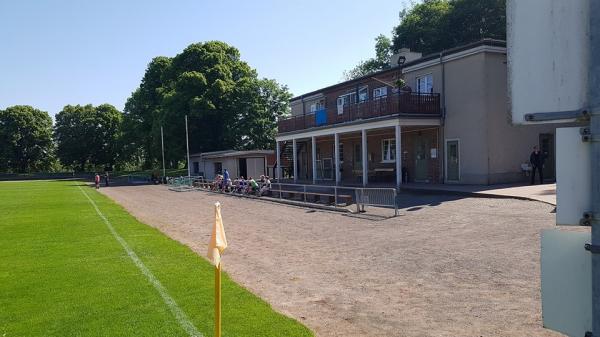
xmin=315 ymin=109 xmax=327 ymax=126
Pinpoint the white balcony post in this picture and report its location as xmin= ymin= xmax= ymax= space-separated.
xmin=292 ymin=138 xmax=298 ymax=183
xmin=395 ymin=124 xmax=402 ymax=189
xmin=334 ymin=133 xmax=340 ymax=185
xmin=275 ymin=140 xmax=281 ymax=180
xmin=312 ymin=136 xmax=317 ymax=184
xmin=361 ymin=129 xmax=368 ymax=186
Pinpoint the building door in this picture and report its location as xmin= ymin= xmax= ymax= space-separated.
xmin=539 ymin=133 xmax=555 ymax=181
xmin=414 ymin=135 xmax=430 ymax=182
xmin=238 ymin=158 xmax=247 ymax=178
xmin=446 ymin=140 xmax=460 ymax=182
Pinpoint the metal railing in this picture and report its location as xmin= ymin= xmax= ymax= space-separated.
xmin=167 ymin=176 xmax=204 ymax=191
xmin=270 ymin=183 xmax=357 ymax=208
xmin=278 ymin=92 xmax=441 ymax=133
xmin=355 ymin=188 xmax=398 ymax=216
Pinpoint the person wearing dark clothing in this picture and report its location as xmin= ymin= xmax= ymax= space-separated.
xmin=529 ymin=146 xmax=545 ymax=185
xmin=104 ymin=172 xmax=110 ymax=187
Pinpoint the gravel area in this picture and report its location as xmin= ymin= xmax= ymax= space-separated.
xmin=99 ymin=185 xmax=565 ymax=337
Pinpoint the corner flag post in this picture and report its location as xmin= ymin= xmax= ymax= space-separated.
xmin=215 ymin=262 xmax=222 ymax=337
xmin=207 ymin=202 xmax=227 ymax=337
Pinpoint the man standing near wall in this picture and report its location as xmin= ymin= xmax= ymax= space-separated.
xmin=529 ymin=145 xmax=545 ymax=185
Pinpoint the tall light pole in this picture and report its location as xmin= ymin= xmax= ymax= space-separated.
xmin=160 ymin=125 xmax=166 ymax=178
xmin=185 ymin=115 xmax=191 ymax=177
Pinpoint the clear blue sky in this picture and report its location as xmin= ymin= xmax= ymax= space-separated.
xmin=0 ymin=0 xmax=411 ymax=117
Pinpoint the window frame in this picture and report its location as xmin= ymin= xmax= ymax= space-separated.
xmin=373 ymin=86 xmax=388 ymax=99
xmin=416 ymin=73 xmax=434 ymax=94
xmin=381 ymin=138 xmax=396 ymax=163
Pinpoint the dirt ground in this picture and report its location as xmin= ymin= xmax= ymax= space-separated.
xmin=99 ymin=185 xmax=566 ymax=337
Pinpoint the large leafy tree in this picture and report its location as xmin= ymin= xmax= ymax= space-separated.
xmin=54 ymin=104 xmax=123 ymax=171
xmin=0 ymin=105 xmax=53 ymax=173
xmin=123 ymin=41 xmax=291 ymax=168
xmin=344 ymin=0 xmax=506 ymax=79
xmin=392 ymin=0 xmax=506 ymax=55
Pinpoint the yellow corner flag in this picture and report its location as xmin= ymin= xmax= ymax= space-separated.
xmin=207 ymin=202 xmax=228 ymax=267
xmin=208 ymin=202 xmax=227 ymax=337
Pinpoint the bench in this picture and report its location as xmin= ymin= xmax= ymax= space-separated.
xmin=273 ymin=189 xmax=353 ymax=206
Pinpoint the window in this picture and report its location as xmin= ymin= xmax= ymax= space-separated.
xmin=337 ymin=92 xmax=356 ymax=107
xmin=310 ymin=100 xmax=325 ymax=113
xmin=214 ymin=162 xmax=222 ymax=175
xmin=373 ymin=86 xmax=388 ymax=99
xmin=358 ymin=86 xmax=368 ymax=102
xmin=416 ymin=74 xmax=433 ymax=93
xmin=382 ymin=139 xmax=396 ymax=162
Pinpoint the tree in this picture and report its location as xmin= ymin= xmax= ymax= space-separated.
xmin=236 ymin=78 xmax=292 ymax=149
xmin=123 ymin=41 xmax=292 ymax=168
xmin=54 ymin=104 xmax=123 ymax=171
xmin=0 ymin=105 xmax=53 ymax=173
xmin=343 ymin=35 xmax=393 ymax=80
xmin=392 ymin=0 xmax=452 ymax=55
xmin=392 ymin=0 xmax=505 ymax=55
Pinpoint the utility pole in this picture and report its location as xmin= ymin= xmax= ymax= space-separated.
xmin=185 ymin=115 xmax=191 ymax=178
xmin=589 ymin=0 xmax=599 ymax=334
xmin=161 ymin=126 xmax=166 ymax=179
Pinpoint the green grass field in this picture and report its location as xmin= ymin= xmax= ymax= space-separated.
xmin=0 ymin=180 xmax=313 ymax=337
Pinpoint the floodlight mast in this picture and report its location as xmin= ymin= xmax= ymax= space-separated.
xmin=161 ymin=126 xmax=166 ymax=178
xmin=185 ymin=115 xmax=191 ymax=178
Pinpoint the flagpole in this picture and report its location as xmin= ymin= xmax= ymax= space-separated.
xmin=161 ymin=126 xmax=166 ymax=178
xmin=185 ymin=115 xmax=191 ymax=178
xmin=215 ymin=263 xmax=222 ymax=337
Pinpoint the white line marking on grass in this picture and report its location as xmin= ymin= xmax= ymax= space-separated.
xmin=78 ymin=186 xmax=204 ymax=337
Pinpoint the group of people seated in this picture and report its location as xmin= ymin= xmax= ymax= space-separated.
xmin=209 ymin=169 xmax=272 ymax=196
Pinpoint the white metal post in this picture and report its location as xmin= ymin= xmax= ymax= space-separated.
xmin=334 ymin=133 xmax=340 ymax=185
xmin=161 ymin=126 xmax=166 ymax=178
xmin=185 ymin=115 xmax=190 ymax=177
xmin=312 ymin=136 xmax=317 ymax=184
xmin=292 ymin=138 xmax=298 ymax=183
xmin=395 ymin=124 xmax=402 ymax=188
xmin=361 ymin=129 xmax=368 ymax=186
xmin=275 ymin=140 xmax=281 ymax=180
xmin=589 ymin=0 xmax=600 ymax=333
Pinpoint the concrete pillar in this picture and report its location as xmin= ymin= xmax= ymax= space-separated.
xmin=275 ymin=140 xmax=281 ymax=180
xmin=292 ymin=139 xmax=298 ymax=183
xmin=334 ymin=133 xmax=340 ymax=185
xmin=361 ymin=129 xmax=368 ymax=186
xmin=311 ymin=136 xmax=317 ymax=184
xmin=395 ymin=124 xmax=402 ymax=189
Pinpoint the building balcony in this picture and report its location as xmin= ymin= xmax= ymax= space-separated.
xmin=278 ymin=92 xmax=441 ymax=134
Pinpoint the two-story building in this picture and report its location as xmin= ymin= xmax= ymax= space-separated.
xmin=274 ymin=39 xmax=569 ymax=187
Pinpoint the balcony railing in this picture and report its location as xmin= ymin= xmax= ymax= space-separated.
xmin=278 ymin=92 xmax=441 ymax=133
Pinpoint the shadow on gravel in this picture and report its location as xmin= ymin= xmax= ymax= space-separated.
xmin=396 ymin=192 xmax=464 ymax=210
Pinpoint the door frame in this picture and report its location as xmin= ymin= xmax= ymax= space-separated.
xmin=444 ymin=138 xmax=461 ymax=183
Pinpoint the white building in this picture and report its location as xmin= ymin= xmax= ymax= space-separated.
xmin=190 ymin=150 xmax=275 ymax=180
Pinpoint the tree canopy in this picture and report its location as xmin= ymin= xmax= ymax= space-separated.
xmin=123 ymin=41 xmax=291 ymax=169
xmin=392 ymin=0 xmax=506 ymax=55
xmin=344 ymin=0 xmax=506 ymax=79
xmin=54 ymin=104 xmax=123 ymax=171
xmin=0 ymin=105 xmax=54 ymax=173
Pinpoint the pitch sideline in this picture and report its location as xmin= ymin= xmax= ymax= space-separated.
xmin=78 ymin=185 xmax=204 ymax=337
